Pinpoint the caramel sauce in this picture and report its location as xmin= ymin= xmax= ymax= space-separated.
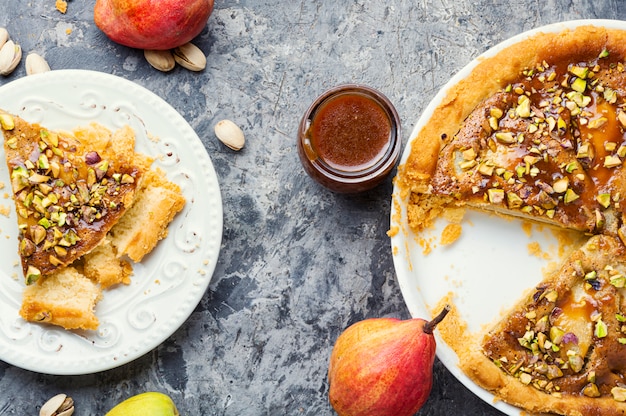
xmin=309 ymin=92 xmax=392 ymax=172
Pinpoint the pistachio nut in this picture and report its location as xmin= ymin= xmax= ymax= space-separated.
xmin=214 ymin=119 xmax=245 ymax=151
xmin=0 ymin=28 xmax=8 ymax=49
xmin=144 ymin=49 xmax=176 ymax=72
xmin=40 ymin=393 xmax=75 ymax=416
xmin=25 ymin=53 xmax=51 ymax=75
xmin=0 ymin=39 xmax=21 ymax=76
xmin=173 ymin=42 xmax=206 ymax=71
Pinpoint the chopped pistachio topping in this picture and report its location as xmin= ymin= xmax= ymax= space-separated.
xmin=597 ymin=193 xmax=612 ymax=208
xmin=569 ymin=65 xmax=589 ymax=79
xmin=495 ymin=131 xmax=516 ymax=144
xmin=595 ymin=319 xmax=608 ymax=338
xmin=612 ymin=387 xmax=626 ymax=402
xmin=0 ymin=113 xmax=15 ymax=130
xmin=487 ymin=188 xmax=505 ymax=204
xmin=515 ymin=95 xmax=531 ymax=118
xmin=604 ymin=155 xmax=622 ymax=168
xmin=571 ymin=77 xmax=587 ymax=92
xmin=564 ymin=188 xmax=580 ymax=204
xmin=552 ymin=177 xmax=569 ymax=194
xmin=25 ymin=265 xmax=41 ymax=285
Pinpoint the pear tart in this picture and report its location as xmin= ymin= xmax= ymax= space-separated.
xmin=395 ymin=25 xmax=626 ymax=416
xmin=0 ymin=112 xmax=150 ymax=280
xmin=0 ymin=111 xmax=186 ymax=331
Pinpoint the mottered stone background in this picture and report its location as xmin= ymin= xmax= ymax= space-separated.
xmin=1 ymin=1 xmax=625 ymax=415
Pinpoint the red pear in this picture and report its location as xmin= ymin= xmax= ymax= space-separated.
xmin=328 ymin=306 xmax=450 ymax=416
xmin=94 ymin=0 xmax=214 ymax=50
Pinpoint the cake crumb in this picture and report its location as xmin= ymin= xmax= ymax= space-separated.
xmin=441 ymin=223 xmax=462 ymax=245
xmin=527 ymin=241 xmax=550 ymax=260
xmin=147 ymin=132 xmax=161 ymax=143
xmin=419 ymin=235 xmax=434 ymax=255
xmin=55 ymin=0 xmax=67 ymax=13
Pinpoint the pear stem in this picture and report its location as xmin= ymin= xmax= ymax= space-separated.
xmin=422 ymin=304 xmax=451 ymax=334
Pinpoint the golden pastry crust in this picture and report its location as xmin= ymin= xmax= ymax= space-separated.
xmin=397 ymin=25 xmax=626 ymax=416
xmin=19 ymin=267 xmax=102 ymax=330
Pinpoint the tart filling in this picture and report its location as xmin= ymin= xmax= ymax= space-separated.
xmin=2 ymin=115 xmax=149 ymax=280
xmin=426 ymin=48 xmax=626 ymax=234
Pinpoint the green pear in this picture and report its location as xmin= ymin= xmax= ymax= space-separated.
xmin=105 ymin=392 xmax=179 ymax=416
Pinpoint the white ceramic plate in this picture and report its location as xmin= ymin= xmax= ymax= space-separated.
xmin=0 ymin=70 xmax=223 ymax=375
xmin=391 ymin=19 xmax=626 ymax=415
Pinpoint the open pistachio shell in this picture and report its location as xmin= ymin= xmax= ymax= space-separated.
xmin=173 ymin=42 xmax=206 ymax=72
xmin=0 ymin=39 xmax=21 ymax=76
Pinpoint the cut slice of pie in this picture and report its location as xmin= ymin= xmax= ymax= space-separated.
xmin=455 ymin=234 xmax=626 ymax=416
xmin=0 ymin=111 xmax=186 ymax=331
xmin=0 ymin=111 xmax=152 ymax=281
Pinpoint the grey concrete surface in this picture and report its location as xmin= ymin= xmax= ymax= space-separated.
xmin=0 ymin=1 xmax=624 ymax=415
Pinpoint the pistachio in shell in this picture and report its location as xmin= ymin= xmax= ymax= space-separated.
xmin=214 ymin=119 xmax=245 ymax=151
xmin=144 ymin=49 xmax=176 ymax=72
xmin=0 ymin=39 xmax=21 ymax=76
xmin=25 ymin=53 xmax=51 ymax=75
xmin=173 ymin=42 xmax=206 ymax=71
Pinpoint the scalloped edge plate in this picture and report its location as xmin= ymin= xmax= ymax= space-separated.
xmin=0 ymin=69 xmax=223 ymax=375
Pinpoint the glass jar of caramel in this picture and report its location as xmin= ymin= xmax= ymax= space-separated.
xmin=297 ymin=84 xmax=401 ymax=193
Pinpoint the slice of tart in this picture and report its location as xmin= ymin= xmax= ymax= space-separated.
xmin=457 ymin=234 xmax=626 ymax=416
xmin=0 ymin=111 xmax=151 ymax=281
xmin=0 ymin=112 xmax=186 ymax=331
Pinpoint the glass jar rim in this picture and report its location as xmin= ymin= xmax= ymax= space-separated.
xmin=298 ymin=84 xmax=401 ymax=184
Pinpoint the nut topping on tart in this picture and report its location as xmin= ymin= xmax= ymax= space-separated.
xmin=1 ymin=113 xmax=150 ymax=280
xmin=428 ymin=48 xmax=626 ymax=234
